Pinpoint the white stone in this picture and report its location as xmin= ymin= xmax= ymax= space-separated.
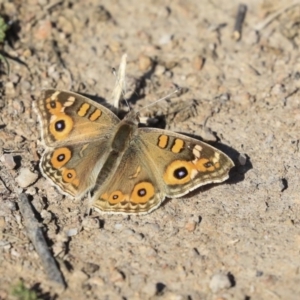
xmin=209 ymin=273 xmax=232 ymax=293
xmin=66 ymin=228 xmax=78 ymax=237
xmin=16 ymin=168 xmax=38 ymax=187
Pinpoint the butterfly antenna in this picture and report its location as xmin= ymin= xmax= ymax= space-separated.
xmin=111 ymin=53 xmax=130 ymax=110
xmin=137 ymin=86 xmax=181 ymax=113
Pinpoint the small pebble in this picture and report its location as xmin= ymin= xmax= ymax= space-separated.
xmin=5 ymin=82 xmax=15 ymax=95
xmin=158 ymin=6 xmax=171 ymax=18
xmin=47 ymin=67 xmax=60 ymax=81
xmin=16 ymin=168 xmax=39 ymax=187
xmin=93 ymin=5 xmax=112 ymax=22
xmin=30 ymin=195 xmax=44 ymax=212
xmin=57 ymin=15 xmax=73 ymax=35
xmin=38 ymin=0 xmax=48 ymax=5
xmin=209 ymin=273 xmax=232 ymax=293
xmin=0 ymin=153 xmax=16 ymax=169
xmin=271 ymin=83 xmax=285 ymax=95
xmin=22 ymin=48 xmax=32 ymax=58
xmin=159 ymin=34 xmax=173 ymax=45
xmin=146 ymin=223 xmax=160 ymax=233
xmin=155 ymin=65 xmax=166 ymax=76
xmin=165 ymin=70 xmax=173 ymax=78
xmin=3 ymin=243 xmax=11 ymax=251
xmin=142 ymin=282 xmax=157 ymax=297
xmin=14 ymin=135 xmax=24 ymax=144
xmin=123 ymin=228 xmax=134 ymax=235
xmin=128 ymin=273 xmax=145 ymax=290
xmin=201 ymin=126 xmax=217 ymax=142
xmin=163 ymin=292 xmax=186 ymax=300
xmin=114 ymin=223 xmax=123 ymax=230
xmin=193 ymin=55 xmax=205 ymax=70
xmin=233 ymin=92 xmax=251 ymax=106
xmin=219 ymin=93 xmax=230 ymax=102
xmin=86 ymin=277 xmax=104 ymax=286
xmin=12 ymin=100 xmax=25 ymax=114
xmin=66 ymin=228 xmax=78 ymax=237
xmin=20 ymin=80 xmax=32 ymax=91
xmin=71 ymin=270 xmax=89 ymax=282
xmin=45 ymin=185 xmax=64 ymax=203
xmin=82 ymin=217 xmax=99 ymax=231
xmin=185 ymin=220 xmax=197 ymax=232
xmin=26 ymin=186 xmax=36 ymax=196
xmin=10 ymin=74 xmax=20 ymax=84
xmin=40 ymin=210 xmax=52 ymax=224
xmin=135 ymin=233 xmax=144 ymax=241
xmin=238 ymin=153 xmax=247 ymax=166
xmin=0 ymin=216 xmax=6 ymax=228
xmin=110 ymin=269 xmax=125 ymax=283
xmin=146 ymin=247 xmax=157 ymax=257
xmin=139 ymin=54 xmax=153 ymax=71
xmin=82 ymin=262 xmax=100 ymax=274
xmin=109 ymin=40 xmax=122 ymax=53
xmin=35 ymin=20 xmax=52 ymax=40
xmin=7 ymin=201 xmax=17 ymax=211
xmin=15 ymin=214 xmax=22 ymax=226
xmin=0 ymin=240 xmax=10 ymax=246
xmin=11 ymin=248 xmax=20 ymax=257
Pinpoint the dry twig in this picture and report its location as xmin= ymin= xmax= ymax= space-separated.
xmin=18 ymin=193 xmax=66 ymax=288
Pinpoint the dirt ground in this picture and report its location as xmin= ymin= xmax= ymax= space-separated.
xmin=0 ymin=0 xmax=300 ymax=299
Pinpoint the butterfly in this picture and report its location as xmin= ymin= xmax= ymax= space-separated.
xmin=34 ymin=88 xmax=234 ymax=215
xmin=35 ymin=55 xmax=233 ymax=214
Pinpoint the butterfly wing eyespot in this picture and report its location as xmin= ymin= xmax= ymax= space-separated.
xmin=49 ymin=113 xmax=73 ymax=140
xmin=50 ymin=147 xmax=72 ymax=168
xmin=130 ymin=182 xmax=155 ymax=204
xmin=163 ymin=160 xmax=196 ymax=185
xmin=46 ymin=97 xmax=63 ymax=114
xmin=108 ymin=191 xmax=128 ymax=204
xmin=62 ymin=168 xmax=79 ymax=186
xmin=195 ymin=157 xmax=220 ymax=172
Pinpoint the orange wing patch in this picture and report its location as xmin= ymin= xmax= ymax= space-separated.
xmin=89 ymin=109 xmax=102 ymax=121
xmin=77 ymin=103 xmax=90 ymax=117
xmin=171 ymin=139 xmax=185 ymax=153
xmin=157 ymin=135 xmax=169 ymax=149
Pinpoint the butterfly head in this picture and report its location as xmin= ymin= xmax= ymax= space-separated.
xmin=124 ymin=109 xmax=140 ymax=125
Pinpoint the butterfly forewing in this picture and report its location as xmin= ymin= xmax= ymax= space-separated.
xmin=136 ymin=128 xmax=234 ymax=198
xmin=36 ymin=89 xmax=120 ymax=147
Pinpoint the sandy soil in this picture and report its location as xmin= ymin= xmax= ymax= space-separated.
xmin=0 ymin=0 xmax=300 ymax=299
